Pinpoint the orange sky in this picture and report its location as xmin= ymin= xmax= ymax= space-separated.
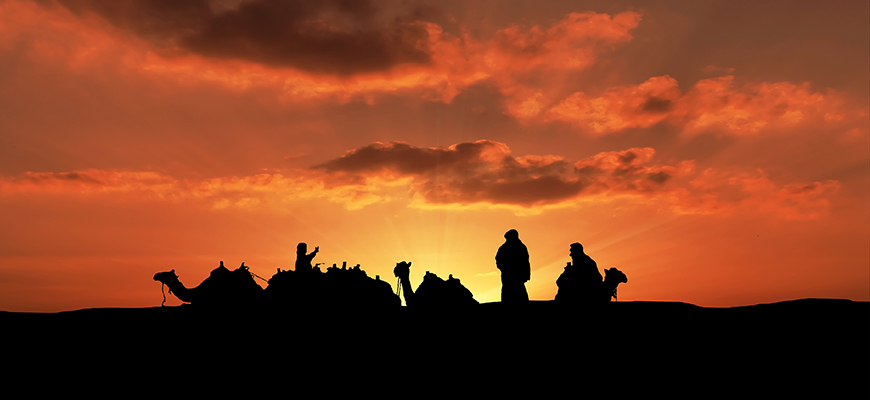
xmin=1 ymin=0 xmax=867 ymax=311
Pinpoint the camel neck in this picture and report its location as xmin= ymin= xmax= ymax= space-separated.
xmin=398 ymin=275 xmax=414 ymax=307
xmin=163 ymin=278 xmax=196 ymax=303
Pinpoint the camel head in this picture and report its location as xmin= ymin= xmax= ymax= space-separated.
xmin=604 ymin=268 xmax=628 ymax=286
xmin=153 ymin=270 xmax=179 ymax=285
xmin=393 ymin=261 xmax=411 ymax=280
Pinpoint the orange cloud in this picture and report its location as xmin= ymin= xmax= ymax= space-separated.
xmin=673 ymin=169 xmax=841 ymax=220
xmin=54 ymin=0 xmax=436 ymax=75
xmin=0 ymin=170 xmax=179 ymax=197
xmin=0 ymin=169 xmax=394 ymax=210
xmin=3 ymin=1 xmax=640 ymax=108
xmin=0 ymin=1 xmax=146 ymax=70
xmin=315 ymin=141 xmax=683 ymax=207
xmin=546 ymin=75 xmax=681 ymax=133
xmin=5 ymin=1 xmax=861 ymax=136
xmin=0 ymin=141 xmax=840 ymax=220
xmin=143 ymin=10 xmax=643 ymax=106
xmin=571 ymin=147 xmax=693 ymax=193
xmin=484 ymin=11 xmax=641 ymax=74
xmin=313 ymin=141 xmax=837 ymax=219
xmin=486 ymin=11 xmax=642 ymax=119
xmin=673 ymin=76 xmax=847 ymax=135
xmin=546 ymin=75 xmax=857 ymax=135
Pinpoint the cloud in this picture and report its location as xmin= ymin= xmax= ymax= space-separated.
xmin=546 ymin=75 xmax=858 ymax=135
xmin=0 ymin=169 xmax=392 ymax=210
xmin=571 ymin=147 xmax=689 ymax=193
xmin=8 ymin=1 xmax=861 ymax=133
xmin=672 ymin=168 xmax=841 ymax=220
xmin=673 ymin=76 xmax=847 ymax=135
xmin=49 ymin=1 xmax=639 ymax=79
xmin=312 ymin=141 xmax=840 ymax=219
xmin=486 ymin=11 xmax=642 ymax=119
xmin=54 ymin=0 xmax=435 ymax=75
xmin=546 ymin=75 xmax=681 ymax=133
xmin=316 ymin=140 xmax=513 ymax=175
xmin=486 ymin=11 xmax=641 ymax=73
xmin=315 ymin=141 xmax=690 ymax=208
xmin=12 ymin=1 xmax=641 ymax=107
xmin=0 ymin=170 xmax=179 ymax=197
xmin=0 ymin=142 xmax=840 ymax=219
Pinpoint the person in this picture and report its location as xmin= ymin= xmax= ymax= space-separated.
xmin=295 ymin=242 xmax=319 ymax=274
xmin=495 ymin=229 xmax=531 ymax=303
xmin=555 ymin=242 xmax=602 ymax=304
xmin=570 ymin=242 xmax=601 ymax=285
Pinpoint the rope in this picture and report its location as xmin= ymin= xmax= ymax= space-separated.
xmin=250 ymin=272 xmax=268 ymax=282
xmin=240 ymin=263 xmax=269 ymax=282
xmin=396 ymin=277 xmax=402 ymax=305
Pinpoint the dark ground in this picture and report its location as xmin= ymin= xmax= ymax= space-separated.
xmin=2 ymin=299 xmax=867 ymax=396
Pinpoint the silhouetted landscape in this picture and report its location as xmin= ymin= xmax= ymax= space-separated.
xmin=3 ymin=263 xmax=867 ymax=395
xmin=4 ymin=247 xmax=869 ymax=396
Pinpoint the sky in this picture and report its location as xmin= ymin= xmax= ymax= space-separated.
xmin=0 ymin=0 xmax=867 ymax=312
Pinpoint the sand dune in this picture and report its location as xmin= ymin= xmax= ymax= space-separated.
xmin=3 ymin=299 xmax=866 ymax=396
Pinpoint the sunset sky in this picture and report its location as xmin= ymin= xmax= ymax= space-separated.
xmin=1 ymin=0 xmax=867 ymax=312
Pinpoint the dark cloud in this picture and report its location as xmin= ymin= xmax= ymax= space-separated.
xmin=53 ymin=0 xmax=434 ymax=75
xmin=55 ymin=0 xmax=213 ymax=43
xmin=315 ymin=141 xmax=499 ymax=174
xmin=619 ymin=151 xmax=639 ymax=164
xmin=314 ymin=140 xmax=580 ymax=206
xmin=641 ymin=96 xmax=673 ymax=113
xmin=427 ymin=176 xmax=587 ymax=205
xmin=647 ymin=171 xmax=671 ymax=184
xmin=19 ymin=171 xmax=104 ymax=185
xmin=314 ymin=141 xmax=682 ymax=207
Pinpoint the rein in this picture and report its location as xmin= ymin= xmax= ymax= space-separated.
xmin=161 ymin=283 xmax=167 ymax=307
xmin=396 ymin=277 xmax=402 ymax=304
xmin=250 ymin=271 xmax=268 ymax=282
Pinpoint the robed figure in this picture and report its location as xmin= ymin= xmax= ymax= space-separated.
xmin=496 ymin=229 xmax=531 ymax=303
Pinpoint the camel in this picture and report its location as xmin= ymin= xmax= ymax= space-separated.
xmin=153 ymin=261 xmax=264 ymax=307
xmin=393 ymin=261 xmax=478 ymax=308
xmin=156 ymin=259 xmax=398 ymax=309
xmin=555 ymin=265 xmax=628 ymax=304
xmin=264 ymin=262 xmax=399 ymax=309
xmin=602 ymin=267 xmax=628 ymax=302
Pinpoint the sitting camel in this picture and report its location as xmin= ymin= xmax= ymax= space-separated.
xmin=153 ymin=261 xmax=264 ymax=307
xmin=265 ymin=262 xmax=399 ymax=309
xmin=555 ymin=265 xmax=628 ymax=304
xmin=393 ymin=261 xmax=478 ymax=308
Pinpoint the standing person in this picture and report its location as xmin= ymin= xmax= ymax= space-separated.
xmin=295 ymin=242 xmax=319 ymax=273
xmin=495 ymin=229 xmax=531 ymax=303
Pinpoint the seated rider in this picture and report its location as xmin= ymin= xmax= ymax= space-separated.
xmin=295 ymin=242 xmax=319 ymax=273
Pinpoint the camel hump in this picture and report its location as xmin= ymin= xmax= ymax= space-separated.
xmin=423 ymin=270 xmax=440 ymax=279
xmin=210 ymin=263 xmax=231 ymax=277
xmin=414 ymin=271 xmax=478 ymax=307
